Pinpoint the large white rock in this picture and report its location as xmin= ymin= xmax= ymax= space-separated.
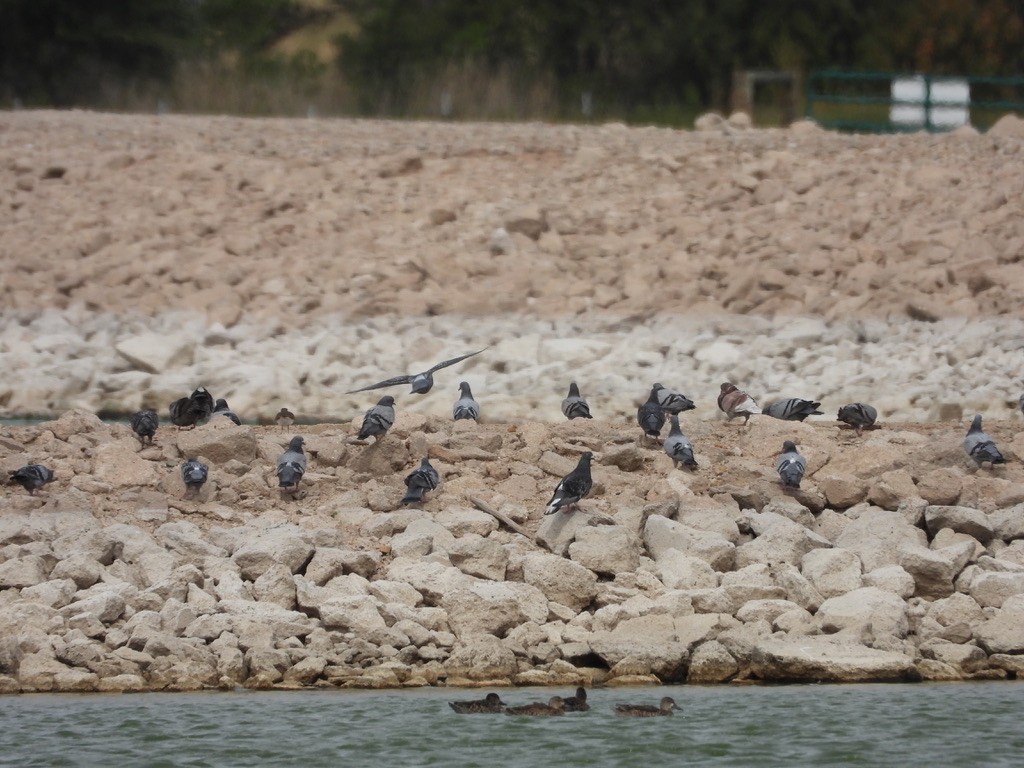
xmin=800 ymin=548 xmax=863 ymax=598
xmin=816 ymin=586 xmax=909 ymax=638
xmin=751 ymin=637 xmax=915 ymax=682
xmin=440 ymin=581 xmax=548 ymax=638
xmin=643 ymin=516 xmax=735 ymax=571
xmin=521 ymin=552 xmax=597 ymax=612
xmin=568 ymin=525 xmax=641 ymax=575
xmin=834 ymin=507 xmax=928 ymax=571
xmin=231 ymin=527 xmax=315 ymax=581
xmin=115 ymin=332 xmax=194 ymax=374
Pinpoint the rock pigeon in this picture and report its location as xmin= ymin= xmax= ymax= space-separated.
xmin=561 ymin=382 xmax=592 ymax=420
xmin=276 ymin=436 xmax=307 ymax=493
xmin=637 ymin=386 xmax=666 ymax=443
xmin=275 ymin=408 xmax=295 ymax=428
xmin=9 ymin=464 xmax=54 ymax=495
xmin=663 ymin=415 xmax=697 ymax=469
xmin=357 ymin=396 xmax=396 ymax=441
xmin=346 ymin=349 xmax=487 ymax=395
xmin=544 ymin=451 xmax=593 ymax=515
xmin=718 ymin=382 xmax=762 ymax=425
xmin=504 ymin=696 xmax=565 ymax=717
xmin=448 ymin=692 xmax=506 ymax=714
xmin=964 ymin=415 xmax=1005 ymax=468
xmin=653 ymin=383 xmax=696 ymax=415
xmin=212 ymin=398 xmax=241 ymax=425
xmin=776 ymin=440 xmax=806 ymax=488
xmin=837 ymin=403 xmax=878 ymax=436
xmin=401 ymin=457 xmax=440 ymax=505
xmin=452 ymin=381 xmax=480 ymax=421
xmin=614 ymin=697 xmax=681 ymax=718
xmin=169 ymin=387 xmax=215 ymax=429
xmin=562 ymin=687 xmax=590 ymax=713
xmin=763 ymin=398 xmax=823 ymax=422
xmin=129 ymin=409 xmax=159 ymax=446
xmin=181 ymin=458 xmax=208 ymax=499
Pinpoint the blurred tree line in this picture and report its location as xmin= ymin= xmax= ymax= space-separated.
xmin=1 ymin=0 xmax=1022 ymax=117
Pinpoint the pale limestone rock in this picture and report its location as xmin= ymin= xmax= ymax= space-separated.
xmin=177 ymin=420 xmax=257 ymax=464
xmin=770 ymin=563 xmax=824 ymax=611
xmin=434 ymin=508 xmax=498 ymax=538
xmin=862 ymin=565 xmax=916 ymax=599
xmin=115 ymin=332 xmax=194 ymax=374
xmin=925 ymin=505 xmax=994 ymax=543
xmin=925 ymin=592 xmax=985 ymax=628
xmin=915 ymin=469 xmax=963 ymax=506
xmin=568 ymin=525 xmax=640 ymax=575
xmin=750 ymin=637 xmax=915 ymax=682
xmin=735 ymin=599 xmax=805 ymax=625
xmin=252 ymin=563 xmax=297 ymax=609
xmin=232 ymin=527 xmax=315 ymax=581
xmin=155 ymin=521 xmax=227 ymax=563
xmin=0 ymin=555 xmax=51 ymax=589
xmin=816 ymin=473 xmax=867 ymax=509
xmin=20 ymin=578 xmax=77 ymax=609
xmin=967 ymin=571 xmax=1024 ymax=608
xmin=92 ymin=442 xmax=161 ymax=488
xmin=49 ymin=555 xmax=104 ymax=589
xmin=656 ymin=549 xmax=718 ymax=590
xmin=440 ymin=581 xmax=547 ymax=638
xmin=734 ymin=518 xmax=831 ymax=569
xmin=867 ymin=469 xmax=919 ymax=511
xmin=834 ymin=507 xmax=928 ymax=571
xmin=816 ymin=587 xmax=909 ymax=638
xmin=687 ymin=640 xmax=738 ymax=683
xmin=445 ymin=635 xmax=518 ymax=681
xmin=973 ymin=607 xmax=1024 ymax=654
xmin=644 ymin=516 xmax=735 ymax=571
xmin=446 ymin=535 xmax=509 ymax=581
xmin=899 ymin=541 xmax=974 ymax=599
xmin=800 ymin=548 xmax=862 ymax=598
xmin=536 ymin=511 xmax=607 ymax=557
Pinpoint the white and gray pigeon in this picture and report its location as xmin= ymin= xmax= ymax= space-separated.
xmin=964 ymin=415 xmax=1005 ymax=468
xmin=637 ymin=386 xmax=666 ymax=443
xmin=653 ymin=383 xmax=696 ymax=415
xmin=775 ymin=441 xmax=806 ymax=489
xmin=837 ymin=403 xmax=878 ymax=436
xmin=129 ymin=409 xmax=159 ymax=446
xmin=357 ymin=396 xmax=396 ymax=441
xmin=181 ymin=458 xmax=208 ymax=499
xmin=763 ymin=398 xmax=823 ymax=422
xmin=212 ymin=398 xmax=241 ymax=425
xmin=276 ymin=436 xmax=307 ymax=493
xmin=346 ymin=349 xmax=487 ymax=395
xmin=561 ymin=382 xmax=592 ymax=420
xmin=718 ymin=383 xmax=761 ymax=425
xmin=663 ymin=415 xmax=697 ymax=470
xmin=452 ymin=382 xmax=480 ymax=421
xmin=544 ymin=452 xmax=593 ymax=515
xmin=401 ymin=457 xmax=440 ymax=505
xmin=9 ymin=464 xmax=54 ymax=495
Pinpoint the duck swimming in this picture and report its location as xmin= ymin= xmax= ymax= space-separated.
xmin=448 ymin=692 xmax=506 ymax=714
xmin=505 ymin=696 xmax=565 ymax=717
xmin=562 ymin=686 xmax=590 ymax=712
xmin=614 ymin=696 xmax=680 ymax=717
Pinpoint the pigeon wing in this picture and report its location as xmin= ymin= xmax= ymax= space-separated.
xmin=425 ymin=349 xmax=486 ymax=375
xmin=346 ymin=374 xmax=414 ymax=394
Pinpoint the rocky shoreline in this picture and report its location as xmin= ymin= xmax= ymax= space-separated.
xmin=2 ymin=409 xmax=1023 ymax=693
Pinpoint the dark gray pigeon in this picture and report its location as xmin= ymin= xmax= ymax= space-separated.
xmin=9 ymin=464 xmax=54 ymax=495
xmin=129 ymin=409 xmax=159 ymax=446
xmin=763 ymin=398 xmax=823 ymax=422
xmin=964 ymin=415 xmax=1005 ymax=467
xmin=637 ymin=386 xmax=666 ymax=444
xmin=837 ymin=403 xmax=878 ymax=436
xmin=181 ymin=458 xmax=208 ymax=499
xmin=653 ymin=383 xmax=696 ymax=415
xmin=545 ymin=452 xmax=593 ymax=515
xmin=212 ymin=398 xmax=241 ymax=425
xmin=401 ymin=457 xmax=440 ymax=505
xmin=561 ymin=382 xmax=592 ymax=420
xmin=452 ymin=382 xmax=480 ymax=421
xmin=346 ymin=349 xmax=487 ymax=395
xmin=357 ymin=396 xmax=396 ymax=441
xmin=776 ymin=441 xmax=806 ymax=489
xmin=663 ymin=415 xmax=697 ymax=470
xmin=169 ymin=387 xmax=214 ymax=429
xmin=276 ymin=436 xmax=307 ymax=493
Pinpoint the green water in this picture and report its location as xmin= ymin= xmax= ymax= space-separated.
xmin=0 ymin=683 xmax=1021 ymax=767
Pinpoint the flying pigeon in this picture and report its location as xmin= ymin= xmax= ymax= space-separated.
xmin=211 ymin=398 xmax=241 ymax=425
xmin=169 ymin=387 xmax=215 ymax=429
xmin=663 ymin=415 xmax=698 ymax=469
xmin=357 ymin=396 xmax=396 ymax=441
xmin=653 ymin=383 xmax=696 ymax=415
xmin=346 ymin=349 xmax=487 ymax=395
xmin=452 ymin=382 xmax=480 ymax=421
xmin=544 ymin=451 xmax=593 ymax=515
xmin=776 ymin=441 xmax=806 ymax=489
xmin=401 ymin=457 xmax=440 ymax=505
xmin=275 ymin=408 xmax=295 ymax=428
xmin=561 ymin=382 xmax=592 ymax=420
xmin=763 ymin=398 xmax=824 ymax=422
xmin=964 ymin=415 xmax=1005 ymax=468
xmin=637 ymin=386 xmax=666 ymax=443
xmin=718 ymin=383 xmax=762 ymax=425
xmin=837 ymin=403 xmax=878 ymax=436
xmin=9 ymin=464 xmax=54 ymax=495
xmin=181 ymin=458 xmax=208 ymax=499
xmin=276 ymin=436 xmax=307 ymax=493
xmin=129 ymin=409 xmax=159 ymax=446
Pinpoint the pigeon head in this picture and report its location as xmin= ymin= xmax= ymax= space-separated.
xmin=579 ymin=451 xmax=593 ymax=466
xmin=420 ymin=456 xmax=432 ymax=467
xmin=215 ymin=399 xmax=229 ymax=409
xmin=459 ymin=381 xmax=472 ymax=395
xmin=378 ymin=395 xmax=396 ymax=406
xmin=568 ymin=382 xmax=581 ymax=396
xmin=782 ymin=440 xmax=798 ymax=453
xmin=969 ymin=415 xmax=983 ymax=433
xmin=287 ymin=436 xmax=305 ymax=452
xmin=653 ymin=382 xmax=665 ymax=390
xmin=720 ymin=382 xmax=736 ymax=393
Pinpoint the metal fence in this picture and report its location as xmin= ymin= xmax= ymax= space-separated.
xmin=805 ymin=70 xmax=1024 ymax=133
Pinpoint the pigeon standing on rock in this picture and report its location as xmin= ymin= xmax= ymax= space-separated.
xmin=837 ymin=403 xmax=878 ymax=436
xmin=653 ymin=383 xmax=696 ymax=415
xmin=211 ymin=399 xmax=241 ymax=425
xmin=357 ymin=396 xmax=396 ymax=441
xmin=181 ymin=458 xmax=208 ymax=499
xmin=452 ymin=382 xmax=480 ymax=421
xmin=964 ymin=415 xmax=1005 ymax=468
xmin=129 ymin=409 xmax=159 ymax=446
xmin=275 ymin=408 xmax=295 ymax=428
xmin=561 ymin=382 xmax=592 ymax=420
xmin=763 ymin=398 xmax=823 ymax=422
xmin=776 ymin=441 xmax=806 ymax=489
xmin=276 ymin=436 xmax=307 ymax=494
xmin=346 ymin=349 xmax=487 ymax=395
xmin=401 ymin=457 xmax=440 ymax=505
xmin=718 ymin=383 xmax=762 ymax=425
xmin=663 ymin=415 xmax=698 ymax=470
xmin=637 ymin=386 xmax=666 ymax=444
xmin=544 ymin=451 xmax=593 ymax=515
xmin=169 ymin=387 xmax=215 ymax=429
xmin=9 ymin=464 xmax=54 ymax=495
